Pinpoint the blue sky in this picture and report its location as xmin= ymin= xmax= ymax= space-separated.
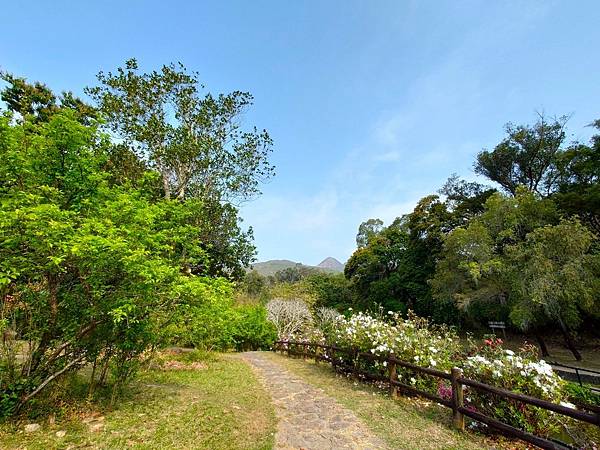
xmin=2 ymin=1 xmax=599 ymax=265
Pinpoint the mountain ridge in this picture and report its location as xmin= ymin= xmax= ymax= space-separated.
xmin=249 ymin=257 xmax=344 ymax=276
xmin=316 ymin=257 xmax=344 ymax=272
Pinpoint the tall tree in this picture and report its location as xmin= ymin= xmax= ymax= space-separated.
xmin=439 ymin=174 xmax=496 ymax=226
xmin=86 ymin=59 xmax=274 ymax=201
xmin=506 ymin=219 xmax=600 ymax=360
xmin=1 ymin=72 xmax=97 ymax=124
xmin=356 ymin=218 xmax=384 ymax=248
xmin=552 ymin=119 xmax=600 ymax=234
xmin=475 ymin=114 xmax=568 ymax=197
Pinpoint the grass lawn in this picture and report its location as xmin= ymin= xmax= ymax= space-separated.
xmin=0 ymin=352 xmax=276 ymax=450
xmin=265 ymin=353 xmax=522 ymax=450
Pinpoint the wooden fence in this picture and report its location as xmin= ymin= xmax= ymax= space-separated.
xmin=273 ymin=340 xmax=600 ymax=450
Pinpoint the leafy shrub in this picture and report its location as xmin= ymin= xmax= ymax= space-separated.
xmin=165 ymin=289 xmax=276 ymax=352
xmin=230 ymin=304 xmax=277 ymax=351
xmin=564 ymin=382 xmax=600 ymax=408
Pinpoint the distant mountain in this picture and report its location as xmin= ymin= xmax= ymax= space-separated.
xmin=249 ymin=257 xmax=344 ymax=276
xmin=249 ymin=260 xmax=302 ymax=276
xmin=317 ymin=257 xmax=344 ymax=272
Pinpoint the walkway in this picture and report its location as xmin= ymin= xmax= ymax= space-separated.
xmin=241 ymin=352 xmax=387 ymax=450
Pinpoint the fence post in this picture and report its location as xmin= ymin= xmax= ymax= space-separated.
xmin=352 ymin=349 xmax=359 ymax=379
xmin=451 ymin=367 xmax=464 ymax=431
xmin=389 ymin=360 xmax=398 ymax=398
xmin=303 ymin=343 xmax=307 ymax=360
xmin=315 ymin=345 xmax=320 ymax=364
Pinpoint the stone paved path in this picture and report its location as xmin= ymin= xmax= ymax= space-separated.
xmin=241 ymin=352 xmax=387 ymax=450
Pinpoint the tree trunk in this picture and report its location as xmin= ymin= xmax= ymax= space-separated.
xmin=19 ymin=356 xmax=84 ymax=408
xmin=162 ymin=173 xmax=171 ymax=200
xmin=87 ymin=357 xmax=98 ymax=399
xmin=534 ymin=333 xmax=550 ymax=358
xmin=98 ymin=350 xmax=112 ymax=386
xmin=26 ymin=273 xmax=60 ymax=374
xmin=559 ymin=321 xmax=582 ymax=361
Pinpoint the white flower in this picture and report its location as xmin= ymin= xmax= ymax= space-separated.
xmin=504 ymin=349 xmax=515 ymax=356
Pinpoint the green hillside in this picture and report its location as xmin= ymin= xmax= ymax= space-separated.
xmin=250 ymin=258 xmax=344 ymax=276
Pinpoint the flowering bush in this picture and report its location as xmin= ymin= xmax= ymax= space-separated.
xmin=461 ymin=337 xmax=565 ymax=436
xmin=308 ymin=311 xmax=572 ymax=438
xmin=266 ymin=298 xmax=312 ymax=339
xmin=321 ymin=310 xmax=461 ymax=393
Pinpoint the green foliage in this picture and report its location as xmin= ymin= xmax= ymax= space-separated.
xmin=304 ymin=273 xmax=355 ymax=311
xmin=86 ymin=58 xmax=274 ymax=202
xmin=345 ymin=197 xmax=465 ymax=320
xmin=475 ymin=115 xmax=568 ymax=196
xmin=267 ymin=280 xmax=318 ymax=306
xmin=431 ymin=189 xmax=559 ymax=325
xmin=231 ymin=304 xmax=277 ymax=351
xmin=0 ymin=64 xmax=275 ymax=417
xmin=272 ymin=264 xmax=318 ymax=283
xmin=564 ymin=382 xmax=600 ymax=408
xmin=237 ymin=270 xmax=268 ymax=300
xmin=0 ymin=72 xmax=97 ymax=124
xmin=506 ymin=218 xmax=600 ymax=332
xmin=165 ymin=283 xmax=275 ymax=352
xmin=356 ymin=218 xmax=384 ymax=248
xmin=552 ymin=121 xmax=600 ymax=234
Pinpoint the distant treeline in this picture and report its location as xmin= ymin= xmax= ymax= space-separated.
xmin=242 ymin=115 xmax=600 ymax=360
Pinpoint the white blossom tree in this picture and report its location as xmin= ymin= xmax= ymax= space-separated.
xmin=266 ymin=299 xmax=312 ymax=339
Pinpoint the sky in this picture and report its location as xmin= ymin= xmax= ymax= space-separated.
xmin=2 ymin=1 xmax=599 ymax=265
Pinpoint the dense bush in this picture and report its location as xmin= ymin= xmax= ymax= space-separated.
xmin=0 ymin=111 xmax=228 ymax=416
xmin=230 ymin=304 xmax=277 ymax=351
xmin=164 ymin=285 xmax=276 ymax=351
xmin=564 ymin=382 xmax=600 ymax=408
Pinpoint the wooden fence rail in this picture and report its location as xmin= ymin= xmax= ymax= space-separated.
xmin=273 ymin=340 xmax=600 ymax=450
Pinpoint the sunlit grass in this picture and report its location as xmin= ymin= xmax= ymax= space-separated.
xmin=0 ymin=352 xmax=276 ymax=450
